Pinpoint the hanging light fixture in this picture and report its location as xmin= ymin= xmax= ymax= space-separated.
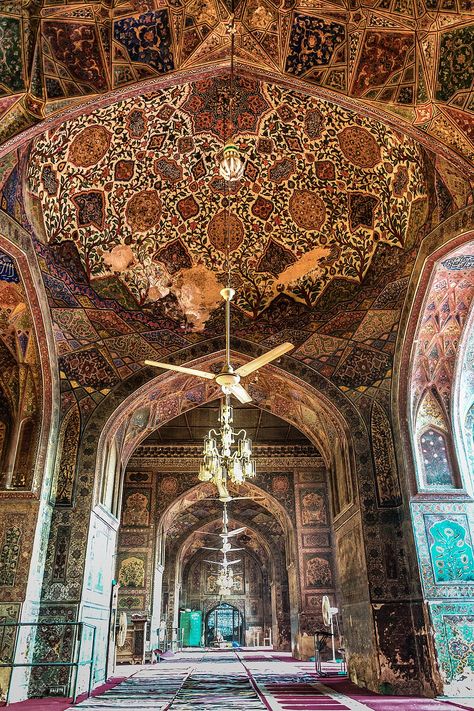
xmin=219 ymin=142 xmax=245 ymax=182
xmin=217 ymin=567 xmax=234 ymax=596
xmin=198 ymin=394 xmax=256 ymax=498
xmin=219 ymin=8 xmax=245 ymax=182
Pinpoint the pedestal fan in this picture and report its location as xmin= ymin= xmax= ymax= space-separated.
xmin=322 ymin=595 xmax=339 ymax=663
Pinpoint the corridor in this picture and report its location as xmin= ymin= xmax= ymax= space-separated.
xmin=66 ymin=652 xmax=473 ymax=711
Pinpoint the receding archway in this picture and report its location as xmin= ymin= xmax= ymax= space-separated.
xmin=75 ymin=351 xmax=406 ymax=693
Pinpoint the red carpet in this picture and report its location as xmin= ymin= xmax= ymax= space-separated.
xmin=322 ymin=677 xmax=474 ymax=711
xmin=240 ymin=651 xmax=474 ymax=711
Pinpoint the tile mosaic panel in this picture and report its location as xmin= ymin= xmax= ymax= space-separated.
xmin=412 ymin=502 xmax=474 ymax=598
xmin=429 ymin=601 xmax=474 ymax=695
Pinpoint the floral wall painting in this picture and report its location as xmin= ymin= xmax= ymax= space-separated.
xmin=427 ymin=519 xmax=474 ymax=585
xmin=118 ymin=555 xmax=146 ymax=589
xmin=300 ymin=490 xmax=327 ymax=526
xmin=122 ymin=490 xmax=150 ymax=527
xmin=304 ymin=554 xmax=333 ymax=589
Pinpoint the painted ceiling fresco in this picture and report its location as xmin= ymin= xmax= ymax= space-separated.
xmin=0 ymin=0 xmax=474 ymax=170
xmin=411 ymin=245 xmax=474 ymax=420
xmin=15 ymin=74 xmax=471 ymax=417
xmin=28 ymin=80 xmax=428 ymax=317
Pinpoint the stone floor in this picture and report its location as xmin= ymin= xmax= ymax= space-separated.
xmin=57 ymin=650 xmax=474 ymax=711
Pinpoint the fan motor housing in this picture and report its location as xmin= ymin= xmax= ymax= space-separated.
xmin=215 ymin=372 xmax=240 ymax=387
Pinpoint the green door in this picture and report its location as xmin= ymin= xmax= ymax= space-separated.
xmin=181 ymin=610 xmax=202 ymax=646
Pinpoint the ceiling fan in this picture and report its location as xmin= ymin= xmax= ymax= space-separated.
xmin=204 ymin=552 xmax=241 ymax=569
xmin=195 ymin=502 xmax=246 ymax=544
xmin=203 ymin=543 xmax=243 ymax=554
xmin=144 ymin=287 xmax=294 ymax=404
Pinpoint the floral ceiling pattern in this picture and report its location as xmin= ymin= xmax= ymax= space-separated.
xmin=28 ymin=79 xmax=427 ymax=318
xmin=4 ymin=74 xmax=464 ymax=418
xmin=0 ymin=0 xmax=474 ymax=170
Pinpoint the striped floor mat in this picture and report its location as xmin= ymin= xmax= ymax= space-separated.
xmin=65 ymin=663 xmax=192 ymax=709
xmin=68 ymin=650 xmax=474 ymax=711
xmin=169 ymin=672 xmax=265 ymax=710
xmin=69 ymin=652 xmax=266 ymax=710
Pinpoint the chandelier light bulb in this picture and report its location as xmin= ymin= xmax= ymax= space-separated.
xmin=219 ymin=143 xmax=245 ymax=182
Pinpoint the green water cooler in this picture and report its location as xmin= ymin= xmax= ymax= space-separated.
xmin=180 ymin=610 xmax=202 ymax=647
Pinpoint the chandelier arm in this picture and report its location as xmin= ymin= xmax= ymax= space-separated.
xmin=233 ymin=429 xmax=248 ymax=438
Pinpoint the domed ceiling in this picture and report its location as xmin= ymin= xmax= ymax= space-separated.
xmin=19 ymin=76 xmax=471 ymax=419
xmin=28 ymin=78 xmax=427 ymax=323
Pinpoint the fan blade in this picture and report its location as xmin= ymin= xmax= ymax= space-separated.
xmin=228 ymin=496 xmax=265 ymax=502
xmin=144 ymin=360 xmax=215 ymax=380
xmin=224 ymin=527 xmax=246 ymax=537
xmin=228 ymin=547 xmax=244 ymax=552
xmin=202 ymin=547 xmax=220 ymax=551
xmin=235 ymin=343 xmax=294 ymax=378
xmin=228 ymin=383 xmax=252 ymax=404
xmin=226 ymin=559 xmax=241 ymax=566
xmin=204 ymin=559 xmax=223 ymax=566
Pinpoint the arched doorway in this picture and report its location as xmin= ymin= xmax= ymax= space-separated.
xmin=206 ymin=603 xmax=244 ymax=646
xmin=75 ymin=353 xmax=415 ymax=693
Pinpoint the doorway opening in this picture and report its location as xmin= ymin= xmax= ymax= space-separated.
xmin=206 ymin=603 xmax=243 ymax=646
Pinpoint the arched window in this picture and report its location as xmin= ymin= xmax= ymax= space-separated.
xmin=414 ymin=390 xmax=459 ymax=490
xmin=419 ymin=427 xmax=455 ymax=487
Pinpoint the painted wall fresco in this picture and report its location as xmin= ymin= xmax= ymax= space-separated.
xmin=396 ymin=229 xmax=474 ymax=697
xmin=294 ymin=468 xmax=337 ymax=636
xmin=1 ymin=1 xmax=474 ymax=171
xmin=0 ymin=248 xmax=42 ymax=490
xmin=411 ymin=244 xmax=474 ymax=492
xmin=430 ymin=601 xmax=474 ymax=695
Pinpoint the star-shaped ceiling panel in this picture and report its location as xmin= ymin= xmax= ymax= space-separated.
xmin=1 ymin=0 xmax=474 ymax=169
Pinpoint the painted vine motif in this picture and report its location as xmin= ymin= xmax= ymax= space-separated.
xmin=28 ymin=79 xmax=427 ymax=321
xmin=429 ymin=520 xmax=474 ymax=583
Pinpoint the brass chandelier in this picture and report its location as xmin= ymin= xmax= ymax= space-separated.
xmin=198 ymin=394 xmax=256 ymax=500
